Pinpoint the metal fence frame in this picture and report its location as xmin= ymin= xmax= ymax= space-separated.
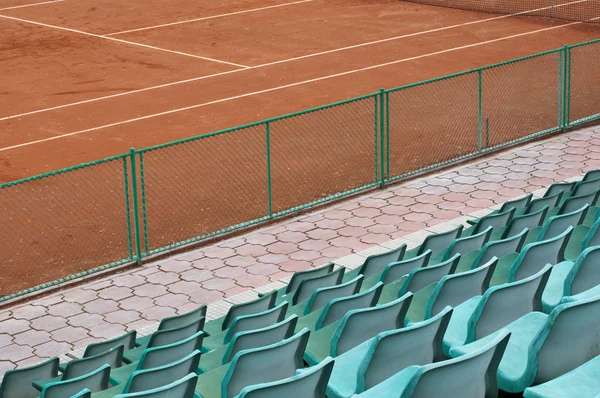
xmin=1 ymin=39 xmax=599 ymax=303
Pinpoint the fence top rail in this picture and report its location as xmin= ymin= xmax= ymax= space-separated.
xmin=136 ymin=91 xmax=380 ymax=154
xmin=0 ymin=152 xmax=129 ymax=190
xmin=568 ymin=37 xmax=600 ymax=49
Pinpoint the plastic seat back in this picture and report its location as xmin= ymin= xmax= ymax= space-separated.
xmin=291 ymin=268 xmax=345 ymax=305
xmin=70 ymin=389 xmax=91 ymax=398
xmin=469 ymin=264 xmax=552 ymax=341
xmin=544 ymin=181 xmax=575 ymax=198
xmin=380 ymin=250 xmax=431 ymax=285
xmin=358 ymin=307 xmax=452 ymax=391
xmin=535 ymin=296 xmax=600 ymax=384
xmin=83 ymin=330 xmax=136 ymax=357
xmin=583 ymin=169 xmax=600 ymax=181
xmin=236 ymin=357 xmax=334 ymax=398
xmin=147 ymin=317 xmax=204 ymax=348
xmin=403 ymin=330 xmax=510 ymax=398
xmin=224 ymin=302 xmax=288 ymax=344
xmin=417 ymin=225 xmax=463 ymax=256
xmin=565 ymin=246 xmax=600 ymax=297
xmin=444 ymin=227 xmax=492 ymax=261
xmin=356 ymin=245 xmax=406 ymax=279
xmin=286 ymin=263 xmax=334 ymax=294
xmin=124 ymin=350 xmax=201 ymax=394
xmin=537 ymin=205 xmax=588 ymax=242
xmin=40 ymin=364 xmax=110 ymax=397
xmin=502 ymin=206 xmax=548 ymax=239
xmin=571 ymin=177 xmax=600 ymax=197
xmin=397 ymin=254 xmax=460 ymax=297
xmin=500 ymin=194 xmax=533 ymax=213
xmin=224 ymin=316 xmax=298 ymax=363
xmin=221 ymin=292 xmax=276 ymax=331
xmin=316 ymin=282 xmax=383 ymax=329
xmin=223 ymin=329 xmax=310 ymax=398
xmin=63 ymin=344 xmax=124 ymax=380
xmin=425 ymin=258 xmax=497 ymax=319
xmin=138 ymin=330 xmax=204 ymax=370
xmin=510 ymin=227 xmax=572 ymax=282
xmin=330 ymin=293 xmax=413 ymax=356
xmin=559 ymin=190 xmax=600 ymax=215
xmin=304 ymin=276 xmax=363 ymax=314
xmin=472 ymin=208 xmax=515 ymax=235
xmin=0 ymin=357 xmax=59 ymax=398
xmin=583 ymin=218 xmax=600 ymax=250
xmin=471 ymin=228 xmax=527 ymax=269
xmin=114 ymin=373 xmax=197 ymax=398
xmin=526 ymin=191 xmax=563 ymax=214
xmin=158 ymin=304 xmax=206 ymax=331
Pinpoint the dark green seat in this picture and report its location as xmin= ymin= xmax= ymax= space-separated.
xmin=544 ymin=181 xmax=575 ymax=199
xmin=470 ymin=228 xmax=528 ymax=271
xmin=343 ymin=245 xmax=406 ymax=281
xmin=278 ymin=268 xmax=345 ymax=306
xmin=365 ymin=250 xmax=431 ymax=289
xmin=41 ymin=364 xmax=110 ymax=398
xmin=463 ymin=208 xmax=515 ymax=236
xmin=70 ymin=389 xmax=91 ymax=398
xmin=0 ymin=357 xmax=59 ymax=398
xmin=82 ymin=331 xmax=137 ymax=359
xmin=439 ymin=226 xmax=492 ymax=271
xmin=287 ymin=276 xmax=363 ymax=317
xmin=490 ymin=206 xmax=548 ymax=242
xmin=203 ymin=293 xmax=276 ymax=337
xmin=135 ymin=305 xmax=206 ymax=349
xmin=404 ymin=225 xmax=463 ymax=260
xmin=259 ymin=263 xmax=334 ymax=300
xmin=522 ymin=191 xmax=564 ymax=216
xmin=114 ymin=373 xmax=197 ymax=398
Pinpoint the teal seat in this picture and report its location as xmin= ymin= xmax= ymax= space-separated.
xmin=287 ymin=276 xmax=363 ymax=317
xmin=135 ymin=305 xmax=206 ymax=348
xmin=203 ymin=302 xmax=288 ymax=352
xmin=195 ymin=329 xmax=310 ymax=398
xmin=470 ymin=228 xmax=528 ymax=270
xmin=412 ymin=257 xmax=497 ymax=323
xmin=34 ymin=344 xmax=124 ymax=390
xmin=370 ymin=250 xmax=431 ymax=288
xmin=71 ymin=389 xmax=91 ymax=398
xmin=235 ymin=357 xmax=334 ymax=398
xmin=542 ymin=246 xmax=600 ymax=313
xmin=463 ymin=208 xmax=514 ymax=236
xmin=378 ymin=254 xmax=459 ymax=304
xmin=296 ymin=282 xmax=383 ymax=332
xmin=438 ymin=226 xmax=492 ymax=271
xmin=522 ymin=191 xmax=564 ymax=216
xmin=344 ymin=245 xmax=406 ymax=281
xmin=450 ymin=295 xmax=600 ymax=393
xmin=260 ymin=263 xmax=334 ymax=300
xmin=304 ymin=293 xmax=413 ymax=365
xmin=443 ymin=264 xmax=551 ymax=355
xmin=278 ymin=268 xmax=345 ymax=306
xmin=570 ymin=177 xmax=600 ymax=198
xmin=475 ymin=194 xmax=532 ymax=222
xmin=529 ymin=205 xmax=589 ymax=247
xmin=543 ymin=181 xmax=575 ymax=199
xmin=0 ymin=357 xmax=59 ymax=398
xmin=524 ymin=355 xmax=600 ymax=398
xmin=565 ymin=217 xmax=600 ymax=261
xmin=82 ymin=331 xmax=137 ymax=358
xmin=111 ymin=330 xmax=203 ymax=386
xmin=124 ymin=317 xmax=205 ymax=363
xmin=41 ymin=364 xmax=110 ymax=397
xmin=404 ymin=225 xmax=463 ymax=259
xmin=491 ymin=227 xmax=571 ymax=286
xmin=93 ymin=350 xmax=200 ymax=397
xmin=583 ymin=169 xmax=600 ymax=182
xmin=490 ymin=206 xmax=548 ymax=242
xmin=327 ymin=307 xmax=451 ymax=398
xmin=547 ymin=189 xmax=600 ymax=221
xmin=199 ymin=316 xmax=297 ymax=373
xmin=204 ymin=293 xmax=276 ymax=337
xmin=114 ymin=373 xmax=197 ymax=398
xmin=353 ymin=329 xmax=510 ymax=398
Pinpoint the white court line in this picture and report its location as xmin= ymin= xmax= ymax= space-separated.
xmin=0 ymin=0 xmax=588 ymax=123
xmin=0 ymin=21 xmax=587 ymax=152
xmin=0 ymin=0 xmax=63 ymax=11
xmin=106 ymin=0 xmax=313 ymax=36
xmin=0 ymin=14 xmax=250 ymax=68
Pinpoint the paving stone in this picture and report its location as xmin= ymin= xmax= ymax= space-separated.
xmin=145 ymin=271 xmax=180 ymax=285
xmin=322 ymin=210 xmax=352 ymax=220
xmin=201 ymin=247 xmax=237 ymax=259
xmin=133 ymin=283 xmax=168 ymax=298
xmin=257 ymin=254 xmax=290 ymax=264
xmin=10 ymin=305 xmax=47 ymax=321
xmin=266 ymin=242 xmax=299 ymax=255
xmin=88 ymin=323 xmax=126 ymax=340
xmin=50 ymin=326 xmax=89 ymax=343
xmin=31 ymin=315 xmax=67 ymax=332
xmin=180 ymin=268 xmax=213 ymax=283
xmin=202 ymin=278 xmax=237 ymax=291
xmin=68 ymin=313 xmax=104 ymax=328
xmin=104 ymin=310 xmax=141 ymax=325
xmin=278 ymin=260 xmax=312 ymax=273
xmin=276 ymin=231 xmax=309 ymax=244
xmin=191 ymin=258 xmax=226 ymax=271
xmin=235 ymin=244 xmax=269 ymax=257
xmin=159 ymin=260 xmax=192 ymax=273
xmin=0 ymin=334 xmax=13 ymax=348
xmin=84 ymin=299 xmax=119 ymax=314
xmin=285 ymin=221 xmax=317 ymax=232
xmin=154 ymin=294 xmax=191 ymax=309
xmin=185 ymin=289 xmax=225 ymax=306
xmin=224 ymin=256 xmax=259 ymax=268
xmin=112 ymin=274 xmax=146 ymax=288
xmin=246 ymin=263 xmax=280 ymax=276
xmin=47 ymin=302 xmax=84 ymax=318
xmin=0 ymin=344 xmax=34 ymax=362
xmin=214 ymin=266 xmax=248 ymax=279
xmin=245 ymin=233 xmax=277 ymax=246
xmin=298 ymin=239 xmax=330 ymax=251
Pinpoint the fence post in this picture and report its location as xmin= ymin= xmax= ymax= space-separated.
xmin=129 ymin=148 xmax=143 ymax=265
xmin=385 ymin=91 xmax=390 ymax=180
xmin=139 ymin=152 xmax=149 ymax=255
xmin=478 ymin=69 xmax=483 ymax=151
xmin=122 ymin=156 xmax=133 ymax=261
xmin=564 ymin=45 xmax=571 ymax=130
xmin=379 ymin=88 xmax=385 ymax=189
xmin=266 ymin=122 xmax=273 ymax=218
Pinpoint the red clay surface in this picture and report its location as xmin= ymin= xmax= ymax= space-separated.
xmin=0 ymin=0 xmax=599 ymax=296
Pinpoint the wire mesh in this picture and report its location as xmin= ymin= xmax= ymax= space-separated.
xmin=139 ymin=124 xmax=269 ymax=254
xmin=569 ymin=41 xmax=600 ymax=125
xmin=481 ymin=51 xmax=562 ymax=148
xmin=269 ymin=95 xmax=380 ymax=214
xmin=0 ymin=156 xmax=132 ymax=299
xmin=387 ymin=72 xmax=480 ymax=180
xmin=401 ymin=0 xmax=600 ymax=23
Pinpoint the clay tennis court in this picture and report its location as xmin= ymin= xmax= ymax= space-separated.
xmin=0 ymin=0 xmax=599 ymax=298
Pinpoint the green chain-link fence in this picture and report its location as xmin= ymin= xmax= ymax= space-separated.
xmin=1 ymin=39 xmax=599 ymax=303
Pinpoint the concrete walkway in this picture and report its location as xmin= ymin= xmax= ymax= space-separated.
xmin=0 ymin=126 xmax=598 ymax=376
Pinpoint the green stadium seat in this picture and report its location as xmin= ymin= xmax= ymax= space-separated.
xmin=369 ymin=250 xmax=431 ymax=288
xmin=463 ymin=208 xmax=514 ymax=237
xmin=287 ymin=276 xmax=362 ymax=317
xmin=278 ymin=268 xmax=345 ymax=306
xmin=403 ymin=225 xmax=463 ymax=260
xmin=114 ymin=373 xmax=197 ymax=398
xmin=524 ymin=355 xmax=600 ymax=398
xmin=489 ymin=206 xmax=548 ymax=242
xmin=522 ymin=191 xmax=563 ymax=216
xmin=70 ymin=389 xmax=91 ymax=398
xmin=41 ymin=364 xmax=110 ymax=397
xmin=0 ymin=357 xmax=59 ymax=398
xmin=135 ymin=305 xmax=206 ymax=348
xmin=203 ymin=293 xmax=276 ymax=337
xmin=82 ymin=331 xmax=137 ymax=359
xmin=343 ymin=244 xmax=406 ymax=281
xmin=470 ymin=228 xmax=528 ymax=271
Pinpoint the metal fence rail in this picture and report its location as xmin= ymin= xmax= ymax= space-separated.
xmin=1 ymin=39 xmax=599 ymax=303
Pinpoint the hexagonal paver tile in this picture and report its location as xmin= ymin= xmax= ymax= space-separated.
xmin=278 ymin=260 xmax=312 ymax=273
xmin=276 ymin=231 xmax=309 ymax=244
xmin=224 ymin=256 xmax=259 ymax=268
xmin=98 ymin=286 xmax=133 ymax=301
xmin=89 ymin=323 xmax=126 ymax=340
xmin=257 ymin=254 xmax=289 ymax=264
xmin=154 ymin=294 xmax=191 ymax=309
xmin=167 ymin=280 xmax=201 ymax=295
xmin=235 ymin=244 xmax=268 ymax=257
xmin=246 ymin=263 xmax=280 ymax=276
xmin=50 ymin=326 xmax=89 ymax=343
xmin=245 ymin=233 xmax=277 ymax=246
xmin=0 ymin=318 xmax=30 ymax=335
xmin=202 ymin=278 xmax=237 ymax=291
xmin=13 ymin=329 xmax=50 ymax=346
xmin=285 ymin=221 xmax=316 ymax=232
xmin=104 ymin=310 xmax=141 ymax=325
xmin=380 ymin=205 xmax=410 ymax=216
xmin=47 ymin=302 xmax=83 ymax=318
xmin=323 ymin=210 xmax=352 ymax=220
xmin=30 ymin=315 xmax=67 ymax=332
xmin=236 ymin=274 xmax=271 ymax=288
xmin=214 ymin=266 xmax=248 ymax=279
xmin=338 ymin=226 xmax=367 ymax=238
xmin=298 ymin=239 xmax=330 ymax=251
xmin=145 ymin=271 xmax=180 ymax=285
xmin=191 ymin=258 xmax=225 ymax=271
xmin=133 ymin=283 xmax=168 ymax=298
xmin=159 ymin=260 xmax=192 ymax=273
xmin=0 ymin=344 xmax=34 ymax=362
xmin=112 ymin=274 xmax=146 ymax=288
xmin=306 ymin=229 xmax=339 ymax=240
xmin=68 ymin=313 xmax=104 ymax=328
xmin=83 ymin=298 xmax=119 ymax=315
xmin=266 ymin=242 xmax=298 ymax=255
xmin=180 ymin=269 xmax=213 ymax=283
xmin=119 ymin=296 xmax=155 ymax=311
